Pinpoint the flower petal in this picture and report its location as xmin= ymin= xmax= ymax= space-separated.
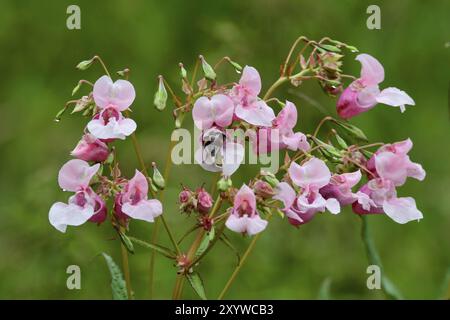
xmin=58 ymin=159 xmax=100 ymax=191
xmin=116 ymin=118 xmax=137 ymax=137
xmin=122 ymin=199 xmax=163 ymax=223
xmin=376 ymin=87 xmax=415 ymax=112
xmin=382 ymin=197 xmax=423 ymax=224
xmin=87 ymin=118 xmax=125 ymax=140
xmin=49 ymin=202 xmax=95 ymax=233
xmin=239 ymin=66 xmax=262 ymax=95
xmin=192 ymin=96 xmax=214 ymax=130
xmin=93 ymin=76 xmax=135 ymax=111
xmin=282 ymin=132 xmax=310 ymax=152
xmin=325 ymin=198 xmax=341 ymax=214
xmin=274 ymin=182 xmax=296 ymax=210
xmin=356 ymin=54 xmax=384 ymax=85
xmin=288 ymin=157 xmax=331 ymax=189
xmin=235 ymin=100 xmax=275 ymax=127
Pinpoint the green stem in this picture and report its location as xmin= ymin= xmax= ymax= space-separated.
xmin=93 ymin=55 xmax=111 ymax=78
xmin=360 ymin=215 xmax=403 ymax=299
xmin=149 ymin=139 xmax=178 ymax=298
xmin=263 ymin=69 xmax=311 ymax=100
xmin=217 ymin=226 xmax=265 ymax=300
xmin=172 ymin=197 xmax=222 ymax=300
xmin=120 ymin=228 xmax=132 ymax=299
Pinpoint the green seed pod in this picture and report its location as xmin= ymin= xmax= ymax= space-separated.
xmin=153 ymin=76 xmax=168 ymax=111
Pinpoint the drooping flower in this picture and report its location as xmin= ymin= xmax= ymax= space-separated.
xmin=231 ymin=66 xmax=275 ymax=127
xmin=337 ymin=54 xmax=415 ymax=119
xmin=194 ymin=127 xmax=244 ymax=176
xmin=352 ymin=178 xmax=423 ymax=224
xmin=319 ymin=170 xmax=362 ymax=206
xmin=71 ymin=133 xmax=110 ymax=162
xmin=87 ymin=76 xmax=137 ymax=140
xmin=251 ymin=101 xmax=310 ymax=154
xmin=274 ymin=158 xmax=340 ymax=227
xmin=49 ymin=159 xmax=106 ymax=232
xmin=114 ymin=170 xmax=163 ymax=223
xmin=366 ymin=138 xmax=425 ymax=186
xmin=225 ymin=184 xmax=268 ymax=236
xmin=192 ymin=94 xmax=234 ymax=130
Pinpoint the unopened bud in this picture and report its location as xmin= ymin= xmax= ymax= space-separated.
xmin=199 ymin=55 xmax=216 ymax=81
xmin=151 ymin=162 xmax=165 ymax=190
xmin=153 ymin=76 xmax=168 ymax=111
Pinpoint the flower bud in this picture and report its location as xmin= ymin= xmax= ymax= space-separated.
xmin=179 ymin=187 xmax=195 ymax=214
xmin=334 ymin=119 xmax=368 ymax=142
xmin=217 ymin=177 xmax=232 ymax=192
xmin=253 ymin=180 xmax=274 ymax=199
xmin=154 ymin=75 xmax=168 ymax=111
xmin=199 ymin=55 xmax=216 ymax=81
xmin=151 ymin=162 xmax=165 ymax=190
xmin=76 ymin=57 xmax=95 ymax=70
xmin=196 ymin=188 xmax=213 ymax=214
xmin=71 ymin=133 xmax=110 ymax=162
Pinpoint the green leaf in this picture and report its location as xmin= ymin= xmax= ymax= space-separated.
xmin=195 ymin=234 xmax=211 ymax=259
xmin=200 ymin=55 xmax=216 ymax=81
xmin=102 ymin=253 xmax=128 ymax=300
xmin=128 ymin=236 xmax=176 ymax=259
xmin=186 ymin=272 xmax=207 ymax=300
xmin=153 ymin=76 xmax=168 ymax=111
xmin=317 ymin=278 xmax=332 ymax=300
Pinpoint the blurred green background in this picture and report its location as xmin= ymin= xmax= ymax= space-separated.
xmin=0 ymin=0 xmax=449 ymax=299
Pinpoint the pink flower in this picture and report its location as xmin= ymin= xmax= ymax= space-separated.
xmin=71 ymin=133 xmax=110 ymax=162
xmin=192 ymin=94 xmax=234 ymax=130
xmin=337 ymin=54 xmax=415 ymax=119
xmin=352 ymin=178 xmax=423 ymax=224
xmin=252 ymin=101 xmax=310 ymax=154
xmin=274 ymin=158 xmax=340 ymax=226
xmin=288 ymin=157 xmax=332 ymax=190
xmin=319 ymin=170 xmax=362 ymax=206
xmin=92 ymin=75 xmax=136 ymax=111
xmin=194 ymin=127 xmax=244 ymax=176
xmin=231 ymin=66 xmax=275 ymax=127
xmin=225 ymin=184 xmax=268 ymax=236
xmin=114 ymin=170 xmax=163 ymax=223
xmin=87 ymin=76 xmax=137 ymax=140
xmin=49 ymin=159 xmax=106 ymax=232
xmin=367 ymin=138 xmax=426 ymax=186
xmin=197 ymin=188 xmax=213 ymax=214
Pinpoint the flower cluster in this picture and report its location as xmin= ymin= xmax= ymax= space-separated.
xmin=50 ymin=37 xmax=426 ymax=300
xmin=50 ymin=73 xmax=162 ymax=233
